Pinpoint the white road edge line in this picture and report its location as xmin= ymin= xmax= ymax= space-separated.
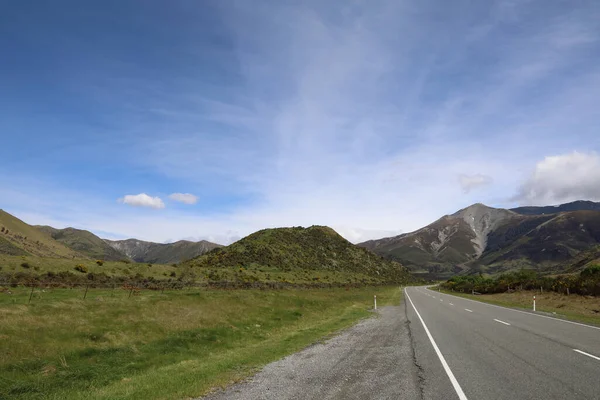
xmin=405 ymin=289 xmax=468 ymax=400
xmin=493 ymin=319 xmax=511 ymax=326
xmin=465 ymin=309 xmax=473 ymax=313
xmin=449 ymin=303 xmax=454 ymax=306
xmin=427 ymin=288 xmax=600 ymax=331
xmin=574 ymin=349 xmax=600 ymax=361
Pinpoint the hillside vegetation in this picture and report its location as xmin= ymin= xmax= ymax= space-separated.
xmin=187 ymin=226 xmax=411 ymax=283
xmin=36 ymin=226 xmax=127 ymax=261
xmin=0 ymin=210 xmax=81 ymax=258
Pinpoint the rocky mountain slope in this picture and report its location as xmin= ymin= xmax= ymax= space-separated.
xmin=359 ymin=201 xmax=600 ymax=278
xmin=186 ymin=226 xmax=412 ymax=283
xmin=104 ymin=238 xmax=222 ymax=264
xmin=36 ymin=226 xmax=127 ymax=261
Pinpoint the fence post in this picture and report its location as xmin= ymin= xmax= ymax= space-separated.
xmin=83 ymin=284 xmax=89 ymax=300
xmin=533 ymin=295 xmax=536 ymax=312
xmin=28 ymin=286 xmax=34 ymax=304
xmin=374 ymin=295 xmax=377 ymax=310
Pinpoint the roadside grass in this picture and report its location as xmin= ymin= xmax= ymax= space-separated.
xmin=0 ymin=286 xmax=402 ymax=399
xmin=435 ymin=288 xmax=600 ymax=326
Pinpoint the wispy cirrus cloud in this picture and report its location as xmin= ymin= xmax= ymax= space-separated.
xmin=459 ymin=174 xmax=494 ymax=193
xmin=1 ymin=1 xmax=600 ymax=243
xmin=168 ymin=193 xmax=198 ymax=204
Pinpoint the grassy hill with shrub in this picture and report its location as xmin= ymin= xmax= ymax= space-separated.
xmin=186 ymin=225 xmax=412 ymax=283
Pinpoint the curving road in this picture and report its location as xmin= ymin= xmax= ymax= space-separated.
xmin=405 ymin=286 xmax=600 ymax=400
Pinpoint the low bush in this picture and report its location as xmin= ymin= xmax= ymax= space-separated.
xmin=442 ymin=267 xmax=600 ymax=296
xmin=74 ymin=264 xmax=88 ymax=273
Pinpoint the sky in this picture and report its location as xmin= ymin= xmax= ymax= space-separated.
xmin=1 ymin=0 xmax=600 ymax=245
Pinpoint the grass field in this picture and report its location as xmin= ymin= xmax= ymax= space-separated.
xmin=0 ymin=286 xmax=402 ymax=399
xmin=437 ymin=288 xmax=600 ymax=326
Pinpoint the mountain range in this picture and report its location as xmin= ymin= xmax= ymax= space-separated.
xmin=3 ymin=199 xmax=600 ymax=280
xmin=0 ymin=209 xmax=221 ymax=264
xmin=358 ymin=200 xmax=600 ymax=278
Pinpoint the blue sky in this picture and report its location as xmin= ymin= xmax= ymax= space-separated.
xmin=1 ymin=0 xmax=600 ymax=244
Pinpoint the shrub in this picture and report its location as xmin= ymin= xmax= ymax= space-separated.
xmin=74 ymin=264 xmax=88 ymax=273
xmin=147 ymin=264 xmax=152 ymax=267
xmin=120 ymin=259 xmax=131 ymax=264
xmin=96 ymin=260 xmax=104 ymax=266
xmin=170 ymin=271 xmax=176 ymax=277
xmin=20 ymin=262 xmax=30 ymax=269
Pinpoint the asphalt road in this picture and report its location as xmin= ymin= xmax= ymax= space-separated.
xmin=405 ymin=286 xmax=600 ymax=400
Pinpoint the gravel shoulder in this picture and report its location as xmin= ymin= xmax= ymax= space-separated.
xmin=201 ymin=306 xmax=420 ymax=400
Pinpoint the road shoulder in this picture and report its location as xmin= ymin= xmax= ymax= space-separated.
xmin=201 ymin=306 xmax=420 ymax=400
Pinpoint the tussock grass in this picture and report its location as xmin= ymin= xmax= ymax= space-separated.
xmin=0 ymin=286 xmax=401 ymax=399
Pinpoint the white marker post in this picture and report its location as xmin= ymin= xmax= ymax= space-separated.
xmin=374 ymin=295 xmax=377 ymax=310
xmin=533 ymin=295 xmax=536 ymax=312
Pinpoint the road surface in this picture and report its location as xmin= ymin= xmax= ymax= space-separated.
xmin=203 ymin=287 xmax=600 ymax=399
xmin=405 ymin=286 xmax=600 ymax=399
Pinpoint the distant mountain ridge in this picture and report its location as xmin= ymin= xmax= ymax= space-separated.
xmin=104 ymin=238 xmax=222 ymax=264
xmin=510 ymin=200 xmax=600 ymax=215
xmin=0 ymin=209 xmax=222 ymax=264
xmin=359 ymin=200 xmax=600 ymax=278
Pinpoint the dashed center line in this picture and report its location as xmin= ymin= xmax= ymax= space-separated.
xmin=449 ymin=303 xmax=454 ymax=306
xmin=464 ymin=309 xmax=473 ymax=313
xmin=493 ymin=319 xmax=511 ymax=326
xmin=574 ymin=349 xmax=600 ymax=361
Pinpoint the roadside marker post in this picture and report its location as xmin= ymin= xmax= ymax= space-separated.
xmin=533 ymin=295 xmax=536 ymax=312
xmin=374 ymin=295 xmax=377 ymax=310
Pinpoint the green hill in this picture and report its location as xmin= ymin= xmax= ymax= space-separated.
xmin=186 ymin=225 xmax=412 ymax=283
xmin=36 ymin=226 xmax=128 ymax=261
xmin=0 ymin=210 xmax=81 ymax=258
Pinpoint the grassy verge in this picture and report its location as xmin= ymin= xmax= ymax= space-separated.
xmin=0 ymin=286 xmax=402 ymax=399
xmin=435 ymin=288 xmax=600 ymax=326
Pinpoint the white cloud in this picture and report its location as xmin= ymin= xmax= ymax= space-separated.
xmin=514 ymin=152 xmax=600 ymax=205
xmin=458 ymin=174 xmax=493 ymax=193
xmin=118 ymin=193 xmax=165 ymax=209
xmin=168 ymin=193 xmax=198 ymax=205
